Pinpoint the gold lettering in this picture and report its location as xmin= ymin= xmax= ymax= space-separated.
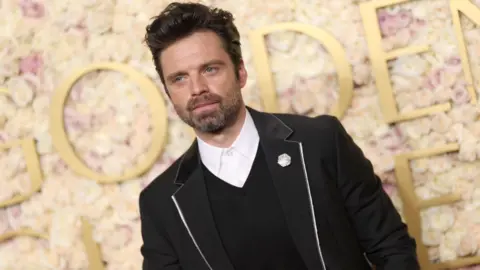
xmin=0 ymin=138 xmax=43 ymax=208
xmin=81 ymin=218 xmax=105 ymax=270
xmin=0 ymin=229 xmax=47 ymax=242
xmin=0 ymin=220 xmax=104 ymax=270
xmin=394 ymin=144 xmax=480 ymax=269
xmin=50 ymin=62 xmax=168 ymax=184
xmin=249 ymin=22 xmax=354 ymax=119
xmin=450 ymin=0 xmax=480 ymax=105
xmin=359 ymin=0 xmax=451 ymax=123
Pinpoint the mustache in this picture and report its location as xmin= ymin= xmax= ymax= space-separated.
xmin=187 ymin=93 xmax=222 ymax=111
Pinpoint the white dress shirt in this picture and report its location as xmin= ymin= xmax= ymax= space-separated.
xmin=197 ymin=111 xmax=260 ymax=188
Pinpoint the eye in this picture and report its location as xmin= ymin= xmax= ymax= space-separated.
xmin=173 ymin=75 xmax=185 ymax=83
xmin=205 ymin=66 xmax=218 ymax=73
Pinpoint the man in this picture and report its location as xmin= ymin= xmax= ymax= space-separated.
xmin=140 ymin=2 xmax=419 ymax=270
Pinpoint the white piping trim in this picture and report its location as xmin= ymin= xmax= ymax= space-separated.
xmin=298 ymin=142 xmax=327 ymax=270
xmin=269 ymin=113 xmax=326 ymax=269
xmin=172 ymin=194 xmax=213 ymax=270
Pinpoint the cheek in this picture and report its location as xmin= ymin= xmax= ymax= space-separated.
xmin=170 ymin=93 xmax=189 ymax=109
xmin=208 ymin=76 xmax=238 ymax=96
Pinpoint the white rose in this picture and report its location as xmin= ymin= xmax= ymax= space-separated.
xmin=430 ymin=113 xmax=452 ymax=133
xmin=423 ymin=229 xmax=442 ymax=246
xmin=415 ymin=184 xmax=436 ymax=200
xmin=449 ymin=105 xmax=478 ymax=124
xmin=91 ymin=132 xmax=114 ymax=156
xmin=291 ymin=90 xmax=316 ymax=115
xmin=410 ymin=158 xmax=429 ymax=173
xmin=266 ymin=32 xmax=296 ymax=53
xmin=0 ymin=209 xmax=8 ymax=235
xmin=427 ymin=155 xmax=453 ymax=174
xmin=438 ymin=244 xmax=457 ymax=262
xmin=391 ymin=75 xmax=422 ymax=93
xmin=4 ymin=107 xmax=35 ymax=138
xmin=390 ymin=54 xmax=428 ymax=77
xmin=422 ymin=206 xmax=455 ymax=232
xmin=454 ymin=178 xmax=475 ymax=200
xmin=416 ymin=132 xmax=447 ymax=149
xmin=66 ymin=241 xmax=89 ymax=269
xmin=468 ymin=121 xmax=480 ymax=138
xmin=457 ymin=233 xmax=478 ymax=257
xmin=352 ymin=63 xmax=371 ymax=86
xmin=49 ymin=208 xmax=80 ymax=252
xmin=31 ymin=94 xmax=50 ymax=114
xmin=428 ymin=173 xmax=453 ymax=194
xmin=439 ymin=228 xmax=467 ymax=262
xmin=71 ymin=179 xmax=103 ymax=205
xmin=428 ymin=247 xmax=440 ymax=261
xmin=459 ymin=140 xmax=477 ymax=162
xmin=112 ymin=13 xmax=135 ymax=33
xmin=6 ymin=76 xmax=35 ymax=107
xmin=35 ymin=132 xmax=53 ymax=155
xmin=472 ymin=188 xmax=480 ymax=201
xmin=399 ymin=118 xmax=431 ymax=139
xmin=14 ymin=236 xmax=35 ymax=253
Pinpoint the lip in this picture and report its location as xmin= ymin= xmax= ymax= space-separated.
xmin=192 ymin=102 xmax=219 ymax=112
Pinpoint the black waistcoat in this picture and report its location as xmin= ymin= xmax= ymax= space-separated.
xmin=203 ymin=146 xmax=308 ymax=270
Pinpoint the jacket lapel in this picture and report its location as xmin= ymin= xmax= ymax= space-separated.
xmin=249 ymin=108 xmax=326 ymax=270
xmin=171 ymin=143 xmax=235 ymax=270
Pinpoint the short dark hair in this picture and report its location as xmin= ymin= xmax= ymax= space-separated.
xmin=144 ymin=2 xmax=243 ymax=86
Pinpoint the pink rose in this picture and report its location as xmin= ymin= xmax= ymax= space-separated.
xmin=19 ymin=53 xmax=43 ymax=75
xmin=409 ymin=18 xmax=426 ymax=33
xmin=91 ymin=107 xmax=116 ymax=130
xmin=380 ymin=171 xmax=397 ymax=185
xmin=40 ymin=154 xmax=68 ymax=174
xmin=69 ymin=82 xmax=84 ymax=102
xmin=424 ymin=68 xmax=448 ymax=90
xmin=19 ymin=0 xmax=45 ymax=18
xmin=115 ymin=224 xmax=133 ymax=246
xmin=382 ymin=183 xmax=397 ymax=197
xmin=378 ymin=9 xmax=413 ymax=37
xmin=64 ymin=107 xmax=92 ymax=132
xmin=6 ymin=205 xmax=22 ymax=230
xmin=377 ymin=126 xmax=406 ymax=152
xmin=445 ymin=56 xmax=463 ymax=74
xmin=0 ymin=209 xmax=9 ymax=235
xmin=82 ymin=152 xmax=103 ymax=172
xmin=0 ymin=131 xmax=9 ymax=143
xmin=134 ymin=110 xmax=152 ymax=132
xmin=450 ymin=80 xmax=471 ymax=105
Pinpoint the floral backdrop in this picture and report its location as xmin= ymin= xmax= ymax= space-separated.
xmin=1 ymin=0 xmax=480 ymax=269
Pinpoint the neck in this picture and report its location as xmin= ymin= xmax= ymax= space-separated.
xmin=195 ymin=106 xmax=247 ymax=148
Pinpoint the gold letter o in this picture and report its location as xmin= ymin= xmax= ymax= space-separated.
xmin=50 ymin=62 xmax=168 ymax=183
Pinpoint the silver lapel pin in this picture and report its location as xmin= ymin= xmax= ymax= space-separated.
xmin=277 ymin=153 xmax=291 ymax=167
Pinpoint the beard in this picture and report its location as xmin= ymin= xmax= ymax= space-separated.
xmin=175 ymin=89 xmax=243 ymax=133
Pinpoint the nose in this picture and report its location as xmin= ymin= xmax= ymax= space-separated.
xmin=190 ymin=74 xmax=208 ymax=95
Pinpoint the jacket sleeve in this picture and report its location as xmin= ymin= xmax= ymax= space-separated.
xmin=139 ymin=192 xmax=182 ymax=270
xmin=326 ymin=115 xmax=420 ymax=270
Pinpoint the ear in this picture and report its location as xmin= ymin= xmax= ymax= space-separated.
xmin=237 ymin=59 xmax=248 ymax=88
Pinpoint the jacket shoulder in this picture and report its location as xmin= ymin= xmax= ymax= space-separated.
xmin=271 ymin=113 xmax=345 ymax=158
xmin=139 ymin=155 xmax=183 ymax=205
xmin=271 ymin=112 xmax=341 ymax=134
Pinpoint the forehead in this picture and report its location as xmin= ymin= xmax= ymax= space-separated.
xmin=160 ymin=31 xmax=229 ymax=73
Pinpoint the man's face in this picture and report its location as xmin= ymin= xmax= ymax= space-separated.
xmin=160 ymin=30 xmax=247 ymax=133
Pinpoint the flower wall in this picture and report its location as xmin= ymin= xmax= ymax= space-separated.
xmin=1 ymin=0 xmax=480 ymax=269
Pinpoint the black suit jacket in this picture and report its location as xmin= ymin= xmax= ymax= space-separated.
xmin=139 ymin=108 xmax=419 ymax=270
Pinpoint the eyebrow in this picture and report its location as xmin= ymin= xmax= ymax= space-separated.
xmin=165 ymin=59 xmax=226 ymax=82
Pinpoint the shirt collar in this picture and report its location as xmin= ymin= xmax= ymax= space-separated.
xmin=197 ymin=110 xmax=259 ymax=172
